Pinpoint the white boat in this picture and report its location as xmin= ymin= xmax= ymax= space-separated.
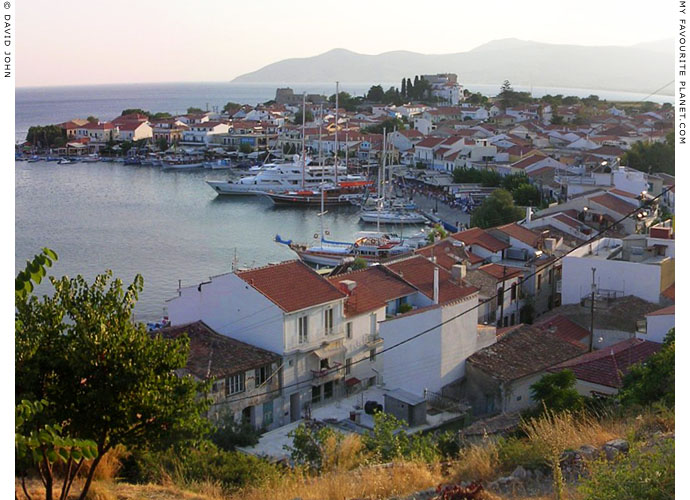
xmin=206 ymin=155 xmax=364 ymax=195
xmin=82 ymin=155 xmax=100 ymax=163
xmin=359 ymin=209 xmax=428 ymax=224
xmin=161 ymin=160 xmax=204 ymax=170
xmin=203 ymin=159 xmax=233 ymax=169
xmin=57 ymin=158 xmax=78 ymax=165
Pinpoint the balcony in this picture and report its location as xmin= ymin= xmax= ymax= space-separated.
xmin=311 ymin=361 xmax=344 ymax=383
xmin=365 ymin=334 xmax=384 ymax=346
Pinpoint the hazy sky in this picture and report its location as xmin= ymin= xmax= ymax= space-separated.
xmin=17 ymin=0 xmax=672 ymax=87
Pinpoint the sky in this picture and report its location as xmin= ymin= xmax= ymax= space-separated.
xmin=17 ymin=0 xmax=673 ymax=87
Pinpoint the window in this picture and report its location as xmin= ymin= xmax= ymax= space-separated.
xmin=311 ymin=385 xmax=321 ymax=404
xmin=320 ymin=358 xmax=329 ymax=370
xmin=346 ymin=322 xmax=352 ymax=339
xmin=369 ymin=349 xmax=377 ymax=362
xmin=324 ymin=308 xmax=334 ymax=334
xmin=537 ymin=274 xmax=543 ymax=291
xmin=298 ymin=316 xmax=308 ymax=344
xmin=324 ymin=381 xmax=334 ymax=400
xmin=345 ymin=358 xmax=352 ymax=375
xmin=225 ymin=373 xmax=245 ymax=396
xmin=497 ymin=287 xmax=504 ymax=305
xmin=255 ymin=365 xmax=271 ymax=386
xmin=510 ymin=283 xmax=517 ymax=302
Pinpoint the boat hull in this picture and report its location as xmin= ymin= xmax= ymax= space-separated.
xmin=263 ymin=193 xmax=359 ymax=206
xmin=359 ymin=212 xmax=428 ymax=224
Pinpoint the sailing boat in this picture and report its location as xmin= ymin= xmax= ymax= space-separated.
xmin=359 ymin=129 xmax=427 ymax=224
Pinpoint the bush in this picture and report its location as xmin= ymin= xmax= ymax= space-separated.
xmin=530 ymin=370 xmax=584 ymax=414
xmin=210 ymin=413 xmax=262 ymax=451
xmin=578 ymin=439 xmax=674 ymax=500
xmin=363 ymin=412 xmax=439 ymax=463
xmin=284 ymin=422 xmax=367 ymax=472
xmin=495 ymin=437 xmax=547 ymax=472
xmin=619 ymin=328 xmax=674 ymax=407
xmin=122 ymin=441 xmax=279 ymax=492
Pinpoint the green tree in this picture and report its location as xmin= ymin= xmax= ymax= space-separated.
xmin=150 ymin=112 xmax=172 ymax=120
xmin=362 ymin=117 xmax=405 ymax=135
xmin=470 ymin=189 xmax=524 ymax=228
xmin=239 ymin=142 xmax=253 ymax=154
xmin=328 ymin=91 xmax=359 ymax=111
xmin=619 ymin=328 xmax=674 ymax=407
xmin=512 ymin=183 xmax=540 ymax=206
xmin=86 ymin=116 xmax=98 ymax=124
xmin=622 ymin=132 xmax=675 ymax=175
xmin=16 ymin=268 xmax=211 ymax=500
xmin=400 ymin=78 xmax=406 ymax=97
xmin=156 ymin=137 xmax=169 ymax=151
xmin=25 ymin=125 xmax=66 ymax=148
xmin=551 ymin=113 xmax=565 ymax=125
xmin=367 ymin=84 xmax=385 ymax=102
xmin=121 ymin=108 xmax=150 ymax=117
xmin=530 ymin=370 xmax=584 ymax=413
xmin=223 ymin=101 xmax=242 ymax=114
xmin=501 ymin=172 xmax=530 ymax=192
xmin=292 ymin=109 xmax=314 ymax=124
xmin=187 ymin=107 xmax=205 ymax=114
xmin=363 ymin=412 xmax=438 ymax=463
xmin=351 ymin=257 xmax=367 ymax=270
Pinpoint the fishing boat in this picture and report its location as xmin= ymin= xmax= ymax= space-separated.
xmin=82 ymin=154 xmax=100 ymax=163
xmin=161 ymin=157 xmax=205 ymax=170
xmin=57 ymin=157 xmax=78 ymax=165
xmin=203 ymin=158 xmax=233 ymax=169
xmin=27 ymin=156 xmax=41 ymax=163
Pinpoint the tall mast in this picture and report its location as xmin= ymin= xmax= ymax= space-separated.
xmin=378 ymin=127 xmax=386 ymax=233
xmin=334 ymin=81 xmax=339 ymax=184
xmin=318 ymin=104 xmax=323 ymax=168
xmin=301 ymin=92 xmax=306 ymax=189
xmin=345 ymin=118 xmax=349 ymax=172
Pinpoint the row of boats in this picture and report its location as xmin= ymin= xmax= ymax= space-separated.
xmin=17 ymin=153 xmax=233 ymax=170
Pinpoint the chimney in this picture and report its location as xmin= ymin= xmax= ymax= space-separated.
xmin=433 ymin=267 xmax=440 ymax=304
xmin=338 ymin=279 xmax=357 ymax=294
xmin=525 ymin=206 xmax=532 ymax=223
xmin=451 ymin=264 xmax=466 ymax=281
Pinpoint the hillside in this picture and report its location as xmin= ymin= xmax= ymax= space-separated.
xmin=232 ymin=38 xmax=673 ymax=96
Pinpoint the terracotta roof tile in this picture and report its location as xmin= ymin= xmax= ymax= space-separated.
xmin=452 ymin=227 xmax=509 ymax=253
xmin=468 ymin=324 xmax=587 ymax=382
xmin=478 ymin=263 xmax=523 ymax=280
xmin=495 ymin=223 xmax=542 ymax=248
xmin=157 ymin=321 xmax=280 ymax=379
xmin=534 ymin=315 xmax=590 ymax=344
xmin=416 ymin=238 xmax=484 ymax=269
xmin=646 ymin=305 xmax=674 ymax=317
xmin=661 ymin=284 xmax=675 ymax=301
xmin=589 ymin=193 xmax=638 ymax=215
xmin=327 ymin=266 xmax=417 ymax=317
xmin=549 ymin=338 xmax=663 ymax=388
xmin=416 ymin=137 xmax=446 ymax=148
xmin=238 ymin=260 xmax=345 ymax=312
xmin=385 ymin=255 xmax=478 ymax=304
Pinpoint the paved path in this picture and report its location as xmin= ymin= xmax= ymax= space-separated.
xmin=394 ymin=187 xmax=471 ymax=232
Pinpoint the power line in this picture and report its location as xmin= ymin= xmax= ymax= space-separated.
xmin=218 ymin=185 xmax=673 ymax=404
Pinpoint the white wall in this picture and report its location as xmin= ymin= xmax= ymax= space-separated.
xmin=562 ymin=255 xmax=662 ymax=305
xmin=641 ymin=314 xmax=674 ymax=343
xmin=167 ymin=273 xmax=285 ymax=353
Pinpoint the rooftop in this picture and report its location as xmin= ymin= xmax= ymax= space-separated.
xmin=237 ymin=260 xmax=346 ymax=313
xmin=549 ymin=338 xmax=663 ymax=388
xmin=156 ymin=321 xmax=280 ymax=379
xmin=468 ymin=324 xmax=587 ymax=382
xmin=494 ymin=222 xmax=542 ymax=248
xmin=452 ymin=227 xmax=510 ymax=254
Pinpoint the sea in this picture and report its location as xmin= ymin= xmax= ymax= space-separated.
xmin=14 ymin=81 xmax=674 ymax=321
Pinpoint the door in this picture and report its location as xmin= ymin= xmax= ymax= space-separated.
xmin=290 ymin=392 xmax=300 ymax=422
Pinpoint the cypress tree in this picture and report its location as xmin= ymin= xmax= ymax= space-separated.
xmin=401 ymin=78 xmax=406 ymax=97
xmin=407 ymin=78 xmax=413 ymax=99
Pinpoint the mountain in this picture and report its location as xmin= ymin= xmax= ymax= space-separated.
xmin=232 ymin=39 xmax=674 ymax=96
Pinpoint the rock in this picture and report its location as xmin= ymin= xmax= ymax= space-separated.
xmin=578 ymin=444 xmax=600 ymax=460
xmin=603 ymin=445 xmax=620 ymax=460
xmin=512 ymin=465 xmax=529 ymax=479
xmin=488 ymin=475 xmax=527 ymax=495
xmin=605 ymin=438 xmax=630 ymax=453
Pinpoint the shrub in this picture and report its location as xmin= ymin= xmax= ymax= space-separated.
xmin=363 ymin=412 xmax=439 ymax=463
xmin=495 ymin=436 xmax=547 ymax=472
xmin=210 ymin=413 xmax=261 ymax=451
xmin=530 ymin=370 xmax=584 ymax=414
xmin=578 ymin=439 xmax=674 ymax=500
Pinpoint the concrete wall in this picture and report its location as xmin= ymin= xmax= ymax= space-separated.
xmin=641 ymin=315 xmax=674 ymax=344
xmin=562 ymin=256 xmax=662 ymax=305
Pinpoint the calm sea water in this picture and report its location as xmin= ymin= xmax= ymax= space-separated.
xmin=15 ymin=161 xmax=398 ymax=321
xmin=14 ymin=81 xmax=673 ymax=320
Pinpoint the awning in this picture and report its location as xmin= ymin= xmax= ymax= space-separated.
xmin=345 ymin=377 xmax=361 ymax=387
xmin=312 ymin=342 xmax=346 ymax=359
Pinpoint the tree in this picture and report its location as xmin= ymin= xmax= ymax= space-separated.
xmin=401 ymin=78 xmax=406 ymax=97
xmin=187 ymin=107 xmax=205 ymax=114
xmin=16 ymin=268 xmax=211 ymax=500
xmin=362 ymin=117 xmax=405 ymax=135
xmin=150 ymin=112 xmax=172 ymax=120
xmin=351 ymin=257 xmax=367 ymax=270
xmin=470 ymin=189 xmax=524 ymax=228
xmin=512 ymin=183 xmax=540 ymax=206
xmin=406 ymin=78 xmax=413 ymax=98
xmin=530 ymin=370 xmax=584 ymax=413
xmin=551 ymin=113 xmax=565 ymax=125
xmin=622 ymin=132 xmax=675 ymax=175
xmin=121 ymin=108 xmax=150 ymax=117
xmin=501 ymin=172 xmax=530 ymax=192
xmin=86 ymin=116 xmax=98 ymax=124
xmin=223 ymin=101 xmax=242 ymax=114
xmin=619 ymin=329 xmax=674 ymax=407
xmin=367 ymin=84 xmax=385 ymax=102
xmin=239 ymin=142 xmax=253 ymax=154
xmin=292 ymin=109 xmax=314 ymax=124
xmin=26 ymin=125 xmax=66 ymax=148
xmin=156 ymin=137 xmax=169 ymax=152
xmin=328 ymin=91 xmax=359 ymax=111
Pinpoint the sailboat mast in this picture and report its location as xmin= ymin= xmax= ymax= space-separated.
xmin=318 ymin=104 xmax=323 ymax=168
xmin=301 ymin=92 xmax=306 ymax=189
xmin=378 ymin=127 xmax=386 ymax=233
xmin=334 ymin=81 xmax=339 ymax=184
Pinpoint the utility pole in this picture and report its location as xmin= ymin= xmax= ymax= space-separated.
xmin=589 ymin=267 xmax=596 ymax=352
xmin=498 ymin=266 xmax=507 ymax=327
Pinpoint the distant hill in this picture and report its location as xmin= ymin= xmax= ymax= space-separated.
xmin=232 ymin=38 xmax=673 ymax=96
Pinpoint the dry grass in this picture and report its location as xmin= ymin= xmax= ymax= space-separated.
xmin=520 ymin=410 xmax=623 ymax=452
xmin=453 ymin=438 xmax=500 ymax=482
xmin=320 ymin=432 xmax=370 ymax=473
xmin=230 ymin=461 xmax=444 ymax=500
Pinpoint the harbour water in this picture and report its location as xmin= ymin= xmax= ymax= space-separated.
xmin=15 ymin=161 xmax=406 ymax=320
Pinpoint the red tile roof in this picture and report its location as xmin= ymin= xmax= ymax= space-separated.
xmin=609 ymin=188 xmax=639 ymax=199
xmin=534 ymin=314 xmax=590 ymax=345
xmin=81 ymin=122 xmax=116 ymax=130
xmin=385 ymin=255 xmax=478 ymax=304
xmin=554 ymin=213 xmax=581 ymax=229
xmin=646 ymin=305 xmax=674 ymax=317
xmin=549 ymin=338 xmax=663 ymax=388
xmin=452 ymin=227 xmax=509 ymax=253
xmin=416 ymin=238 xmax=484 ymax=269
xmin=495 ymin=223 xmax=542 ymax=248
xmin=511 ymin=154 xmax=547 ymax=170
xmin=589 ymin=193 xmax=637 ymax=215
xmin=237 ymin=260 xmax=345 ymax=312
xmin=327 ymin=266 xmax=417 ymax=317
xmin=415 ymin=137 xmax=446 ymax=149
xmin=478 ymin=263 xmax=523 ymax=280
xmin=157 ymin=321 xmax=280 ymax=379
xmin=117 ymin=121 xmax=148 ymax=131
